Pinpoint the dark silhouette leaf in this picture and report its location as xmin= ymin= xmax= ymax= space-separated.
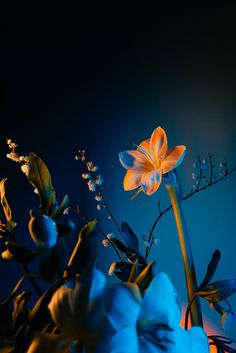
xmin=120 ymin=222 xmax=139 ymax=252
xmin=198 ymin=279 xmax=236 ymax=302
xmin=135 ymin=260 xmax=155 ymax=293
xmin=198 ymin=249 xmax=221 ymax=290
xmin=12 ymin=291 xmax=31 ymax=328
xmin=38 ymin=246 xmax=62 ymax=281
xmin=110 ymin=238 xmax=132 ymax=255
xmin=0 ymin=302 xmax=12 ymax=340
xmin=65 ymin=219 xmax=98 ymax=277
xmin=108 ymin=261 xmax=134 ymax=281
xmin=1 ymin=242 xmax=37 ymax=264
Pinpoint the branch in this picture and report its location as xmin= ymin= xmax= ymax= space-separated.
xmin=146 ymin=163 xmax=236 ymax=260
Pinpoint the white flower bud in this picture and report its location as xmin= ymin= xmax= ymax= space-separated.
xmin=21 ymin=164 xmax=30 ymax=175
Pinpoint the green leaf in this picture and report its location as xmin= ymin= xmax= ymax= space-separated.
xmin=134 ymin=260 xmax=155 ymax=293
xmin=12 ymin=291 xmax=31 ymax=328
xmin=65 ymin=219 xmax=98 ymax=277
xmin=51 ymin=194 xmax=69 ymax=219
xmin=27 ymin=153 xmax=56 ymax=214
xmin=0 ymin=178 xmax=11 ymax=223
xmin=0 ymin=179 xmax=16 ymax=230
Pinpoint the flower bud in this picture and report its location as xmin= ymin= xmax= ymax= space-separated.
xmin=28 ymin=209 xmax=58 ymax=248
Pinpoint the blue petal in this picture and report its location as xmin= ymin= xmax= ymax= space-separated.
xmin=187 ymin=327 xmax=209 ymax=353
xmin=105 ymin=283 xmax=142 ymax=331
xmin=119 ymin=150 xmax=150 ymax=171
xmin=95 ymin=326 xmax=138 ymax=353
xmin=139 ymin=273 xmax=181 ymax=329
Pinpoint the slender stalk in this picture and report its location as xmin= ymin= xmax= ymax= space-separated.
xmin=22 ymin=263 xmax=42 ymax=297
xmin=165 ymin=174 xmax=203 ymax=327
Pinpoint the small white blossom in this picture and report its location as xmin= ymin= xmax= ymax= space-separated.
xmin=6 ymin=152 xmax=19 ymax=162
xmin=102 ymin=239 xmax=110 ymax=247
xmin=107 ymin=233 xmax=114 ymax=240
xmin=21 ymin=164 xmax=30 ymax=175
xmin=97 ymin=204 xmax=101 ymax=211
xmin=63 ymin=208 xmax=70 ymax=215
xmin=92 ymin=165 xmax=98 ymax=172
xmin=75 ymin=149 xmax=86 ymax=161
xmin=107 ymin=216 xmax=112 ymax=220
xmin=82 ymin=173 xmax=91 ymax=179
xmin=95 ymin=175 xmax=103 ymax=185
xmin=86 ymin=161 xmax=94 ymax=171
xmin=192 ymin=172 xmax=199 ymax=180
xmin=95 ymin=194 xmax=103 ymax=201
xmin=10 ymin=142 xmax=17 ymax=149
xmin=144 ymin=240 xmax=151 ymax=247
xmin=200 ymin=160 xmax=207 ymax=171
xmin=87 ymin=180 xmax=96 ymax=192
xmin=34 ymin=188 xmax=39 ymax=194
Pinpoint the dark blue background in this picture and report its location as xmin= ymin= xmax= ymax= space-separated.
xmin=0 ymin=3 xmax=236 ymax=339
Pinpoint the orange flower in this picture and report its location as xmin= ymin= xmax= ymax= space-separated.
xmin=119 ymin=126 xmax=186 ymax=195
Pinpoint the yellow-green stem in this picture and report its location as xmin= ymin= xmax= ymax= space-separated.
xmin=167 ymin=185 xmax=203 ymax=327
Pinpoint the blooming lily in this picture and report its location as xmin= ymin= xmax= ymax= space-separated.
xmin=119 ymin=126 xmax=186 ymax=195
xmin=26 ymin=269 xmax=209 ymax=353
xmin=101 ymin=272 xmax=209 ymax=353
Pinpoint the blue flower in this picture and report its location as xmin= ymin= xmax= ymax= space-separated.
xmin=100 ymin=272 xmax=209 ymax=353
xmin=26 ymin=270 xmax=209 ymax=353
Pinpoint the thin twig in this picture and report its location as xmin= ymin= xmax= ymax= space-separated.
xmin=146 ymin=164 xmax=236 ymax=260
xmin=100 ymin=190 xmax=122 ymax=236
xmin=71 ymin=204 xmax=122 ymax=260
xmin=97 ymin=224 xmax=122 ymax=260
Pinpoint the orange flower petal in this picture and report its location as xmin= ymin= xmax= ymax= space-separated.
xmin=141 ymin=170 xmax=162 ymax=195
xmin=123 ymin=170 xmax=142 ymax=191
xmin=119 ymin=150 xmax=152 ymax=172
xmin=161 ymin=146 xmax=186 ymax=174
xmin=150 ymin=127 xmax=168 ymax=161
xmin=139 ymin=138 xmax=151 ymax=154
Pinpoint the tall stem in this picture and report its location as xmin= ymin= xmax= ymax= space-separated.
xmin=165 ymin=173 xmax=203 ymax=327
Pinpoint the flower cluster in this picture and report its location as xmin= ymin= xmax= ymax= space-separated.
xmin=6 ymin=138 xmax=29 ymax=175
xmin=75 ymin=150 xmax=103 ymax=206
xmin=27 ymin=269 xmax=209 ymax=353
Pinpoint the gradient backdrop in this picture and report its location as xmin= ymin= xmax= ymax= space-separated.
xmin=0 ymin=3 xmax=236 ymax=342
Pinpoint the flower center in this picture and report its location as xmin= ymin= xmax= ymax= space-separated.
xmin=137 ymin=320 xmax=174 ymax=349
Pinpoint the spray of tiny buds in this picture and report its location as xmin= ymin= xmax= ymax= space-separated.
xmin=6 ymin=139 xmax=30 ymax=176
